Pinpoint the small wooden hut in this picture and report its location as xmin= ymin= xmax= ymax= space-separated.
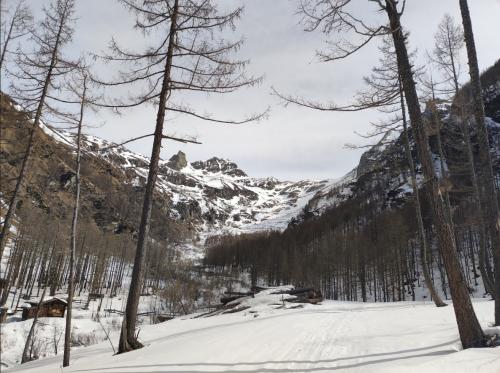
xmin=21 ymin=297 xmax=67 ymax=320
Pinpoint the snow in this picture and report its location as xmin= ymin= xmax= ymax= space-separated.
xmin=6 ymin=290 xmax=500 ymax=373
xmin=0 ymin=290 xmax=162 ymax=368
xmin=26 ymin=115 xmax=338 ymax=256
xmin=38 ymin=121 xmax=74 ymax=147
xmin=303 ymin=168 xmax=357 ymax=214
xmin=2 ymin=98 xmax=366 ymax=258
xmin=0 ymin=312 xmax=122 ymax=368
xmin=432 ymin=153 xmax=449 ymax=179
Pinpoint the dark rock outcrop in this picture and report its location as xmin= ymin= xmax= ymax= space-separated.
xmin=192 ymin=157 xmax=247 ymax=177
xmin=168 ymin=151 xmax=188 ymax=170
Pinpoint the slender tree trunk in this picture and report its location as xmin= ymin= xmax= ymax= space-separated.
xmin=446 ymin=31 xmax=495 ymax=296
xmin=0 ymin=7 xmax=16 ymax=71
xmin=0 ymin=14 xmax=66 ymax=259
xmin=399 ymin=79 xmax=446 ymax=307
xmin=432 ymin=106 xmax=454 ymax=226
xmin=458 ymin=0 xmax=500 ymax=325
xmin=118 ymin=0 xmax=179 ymax=353
xmin=63 ymin=81 xmax=85 ymax=367
xmin=385 ymin=0 xmax=484 ymax=348
xmin=21 ymin=283 xmax=48 ymax=363
xmin=461 ymin=115 xmax=495 ymax=296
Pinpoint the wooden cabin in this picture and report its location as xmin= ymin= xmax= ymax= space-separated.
xmin=21 ymin=297 xmax=67 ymax=320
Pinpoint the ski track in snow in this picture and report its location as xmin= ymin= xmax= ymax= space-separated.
xmin=8 ymin=298 xmax=500 ymax=373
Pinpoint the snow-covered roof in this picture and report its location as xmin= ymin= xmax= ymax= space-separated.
xmin=21 ymin=297 xmax=68 ymax=307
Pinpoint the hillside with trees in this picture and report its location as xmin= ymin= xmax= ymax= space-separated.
xmin=205 ymin=60 xmax=500 ymax=304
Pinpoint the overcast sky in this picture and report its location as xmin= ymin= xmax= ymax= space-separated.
xmin=12 ymin=0 xmax=500 ymax=181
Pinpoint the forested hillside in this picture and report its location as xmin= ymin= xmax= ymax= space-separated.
xmin=205 ymin=60 xmax=500 ymax=303
xmin=0 ymin=88 xmax=348 ymax=350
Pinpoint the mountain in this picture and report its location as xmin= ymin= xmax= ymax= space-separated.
xmin=203 ymin=60 xmax=500 ymax=302
xmin=298 ymin=59 xmax=500 ymax=222
xmin=0 ymin=95 xmax=335 ymax=256
xmin=1 ymin=60 xmax=498 ymax=260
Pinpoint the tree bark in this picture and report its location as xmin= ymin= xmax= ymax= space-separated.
xmin=63 ymin=80 xmax=86 ymax=367
xmin=385 ymin=0 xmax=484 ymax=348
xmin=399 ymin=78 xmax=446 ymax=307
xmin=118 ymin=0 xmax=179 ymax=353
xmin=458 ymin=0 xmax=500 ymax=325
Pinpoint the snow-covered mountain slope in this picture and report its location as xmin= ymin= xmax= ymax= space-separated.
xmin=297 ymin=69 xmax=500 ymax=222
xmin=36 ymin=117 xmax=336 ymax=239
xmin=2 ymin=94 xmax=355 ymax=260
xmin=2 ymin=61 xmax=498 ymax=257
xmin=10 ymin=290 xmax=500 ymax=373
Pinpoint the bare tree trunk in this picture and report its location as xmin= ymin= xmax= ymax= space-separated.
xmin=63 ymin=79 xmax=85 ymax=367
xmin=21 ymin=283 xmax=48 ymax=363
xmin=0 ymin=1 xmax=31 ymax=71
xmin=0 ymin=232 xmax=23 ymax=306
xmin=118 ymin=0 xmax=179 ymax=353
xmin=458 ymin=0 xmax=500 ymax=325
xmin=432 ymin=107 xmax=454 ymax=225
xmin=461 ymin=115 xmax=496 ymax=296
xmin=399 ymin=79 xmax=446 ymax=307
xmin=385 ymin=0 xmax=484 ymax=348
xmin=449 ymin=36 xmax=494 ymax=296
xmin=0 ymin=6 xmax=16 ymax=70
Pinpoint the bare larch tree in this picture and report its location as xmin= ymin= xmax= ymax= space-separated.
xmin=430 ymin=13 xmax=495 ymax=297
xmin=94 ymin=0 xmax=263 ymax=353
xmin=0 ymin=0 xmax=32 ymax=71
xmin=361 ymin=51 xmax=446 ymax=307
xmin=430 ymin=14 xmax=464 ymax=96
xmin=278 ymin=33 xmax=446 ymax=307
xmin=384 ymin=0 xmax=484 ymax=347
xmin=277 ymin=0 xmax=485 ymax=348
xmin=62 ymin=67 xmax=96 ymax=367
xmin=0 ymin=0 xmax=76 ymax=259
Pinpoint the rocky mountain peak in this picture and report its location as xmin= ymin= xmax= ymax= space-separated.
xmin=167 ymin=151 xmax=188 ymax=170
xmin=0 ymin=94 xmax=333 ymax=251
xmin=191 ymin=157 xmax=247 ymax=177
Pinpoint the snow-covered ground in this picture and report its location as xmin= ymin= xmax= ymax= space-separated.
xmin=7 ymin=289 xmax=500 ymax=373
xmin=0 ymin=292 xmax=162 ymax=368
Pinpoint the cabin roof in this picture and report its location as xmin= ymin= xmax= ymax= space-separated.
xmin=21 ymin=297 xmax=68 ymax=308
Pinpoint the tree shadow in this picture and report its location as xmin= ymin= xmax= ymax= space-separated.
xmin=74 ymin=339 xmax=459 ymax=373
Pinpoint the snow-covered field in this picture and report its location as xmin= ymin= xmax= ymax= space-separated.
xmin=0 ymin=292 xmax=161 ymax=368
xmin=7 ymin=289 xmax=500 ymax=373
